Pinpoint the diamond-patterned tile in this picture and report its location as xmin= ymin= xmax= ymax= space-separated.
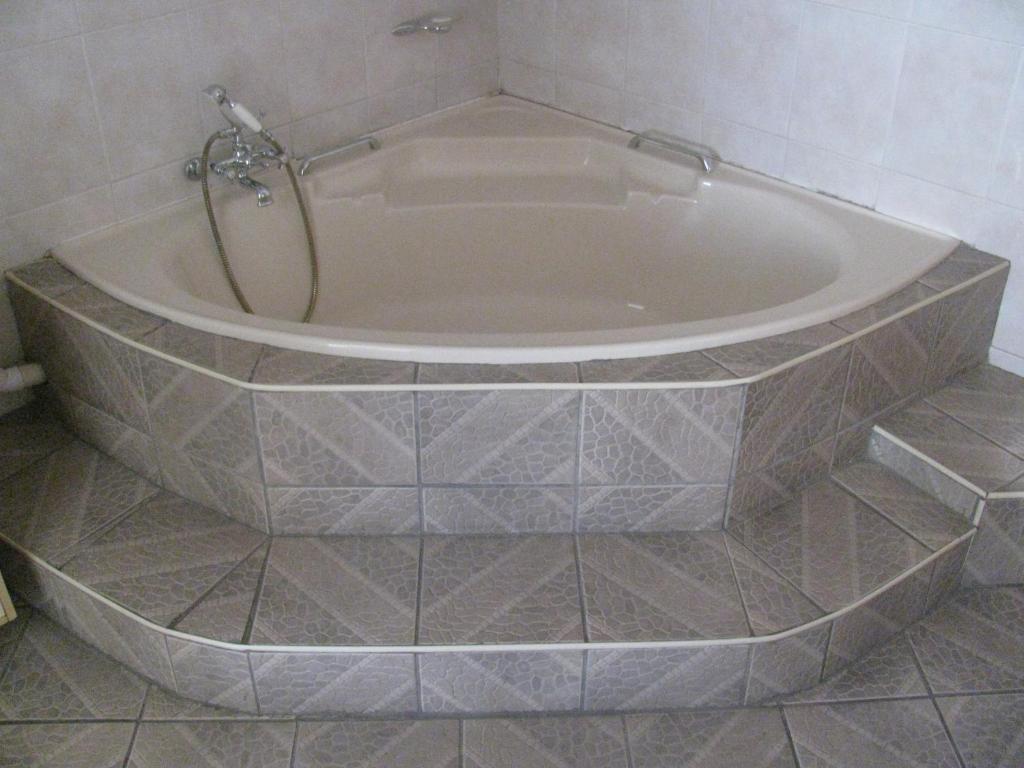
xmin=917 ymin=243 xmax=1006 ymax=291
xmin=580 ymin=388 xmax=741 ymax=485
xmin=464 ymin=717 xmax=628 ymax=768
xmin=9 ymin=258 xmax=86 ymax=297
xmin=965 ymin=498 xmax=1024 ymax=586
xmin=62 ymin=491 xmax=265 ymax=625
xmin=579 ymin=352 xmax=733 ymax=383
xmin=926 ymin=537 xmax=972 ymax=612
xmin=577 ymin=485 xmax=728 ymax=532
xmin=142 ymin=322 xmax=263 ymax=380
xmin=928 ymin=271 xmax=1007 ymax=388
xmin=786 ymin=636 xmax=927 ymax=703
xmin=627 ymin=709 xmax=797 ymax=768
xmin=417 ymin=363 xmax=577 ymax=384
xmin=268 ymin=487 xmax=420 ymax=535
xmin=0 ymin=605 xmax=30 ymax=679
xmin=908 ymin=586 xmax=1024 ymax=693
xmin=579 ymin=532 xmax=749 ymax=641
xmin=0 ymin=722 xmax=135 ymax=768
xmin=0 ymin=440 xmax=158 ymax=564
xmin=55 ymin=390 xmax=160 ymax=482
xmin=833 ymin=461 xmax=971 ymax=550
xmin=253 ymin=347 xmax=414 ymax=385
xmin=725 ymin=537 xmax=823 ymax=634
xmin=60 ymin=284 xmax=165 ymax=339
xmin=0 ymin=613 xmax=147 ymax=720
xmin=833 ymin=282 xmax=936 ymax=333
xmin=126 ymin=722 xmax=294 ymax=768
xmin=419 ymin=391 xmax=578 ymax=484
xmin=879 ymin=401 xmax=1024 ymax=493
xmin=937 ymin=693 xmax=1024 ymax=768
xmin=165 ymin=637 xmax=257 ymax=713
xmin=785 ymin=699 xmax=960 ymax=767
xmin=0 ymin=403 xmax=71 ymax=482
xmin=295 ymin=720 xmax=458 ymax=768
xmin=418 ymin=535 xmax=582 ymax=643
xmin=746 ymin=624 xmax=831 ymax=705
xmin=423 ymin=486 xmax=574 ymax=533
xmin=729 ymin=479 xmax=930 ymax=611
xmin=142 ymin=684 xmax=267 ymax=721
xmin=704 ymin=322 xmax=848 ymax=377
xmin=173 ymin=543 xmax=266 ymax=642
xmin=927 ymin=364 xmax=1024 ymax=458
xmin=254 ymin=391 xmax=416 ymax=485
xmin=252 ymin=536 xmax=419 ymax=645
xmin=726 ymin=438 xmax=832 ymax=529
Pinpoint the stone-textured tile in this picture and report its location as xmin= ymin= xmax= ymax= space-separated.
xmin=839 ymin=309 xmax=932 ymax=428
xmin=928 ymin=271 xmax=1008 ymax=388
xmin=627 ymin=709 xmax=797 ymax=768
xmin=580 ymin=388 xmax=740 ymax=485
xmin=464 ymin=717 xmax=628 ymax=768
xmin=824 ymin=565 xmax=932 ymax=676
xmin=833 ymin=283 xmax=936 ymax=333
xmin=250 ymin=651 xmax=417 ymax=716
xmin=423 ymin=486 xmax=574 ymax=534
xmin=420 ymin=391 xmax=578 ymax=484
xmin=295 ymin=720 xmax=459 ymax=768
xmin=577 ymin=485 xmax=728 ymax=532
xmin=583 ymin=646 xmax=748 ymax=711
xmin=0 ymin=441 xmax=158 ymax=564
xmin=704 ymin=323 xmax=847 ymax=377
xmin=142 ymin=685 xmax=268 ymax=721
xmin=746 ymin=624 xmax=831 ymax=705
xmin=917 ymin=244 xmax=1007 ymax=292
xmin=59 ymin=284 xmax=164 ymax=339
xmin=252 ymin=537 xmax=419 ymax=645
xmin=909 ymin=586 xmax=1024 ymax=693
xmin=926 ymin=536 xmax=973 ymax=612
xmin=785 ymin=699 xmax=960 ymax=767
xmin=927 ymin=364 xmax=1024 ymax=458
xmin=879 ymin=401 xmax=1024 ymax=493
xmin=143 ymin=322 xmax=263 ymax=381
xmin=0 ymin=402 xmax=72 ymax=482
xmin=0 ymin=722 xmax=135 ymax=768
xmin=62 ymin=492 xmax=265 ymax=625
xmin=173 ymin=543 xmax=266 ymax=642
xmin=965 ymin=498 xmax=1024 ymax=585
xmin=0 ymin=605 xmax=30 ymax=679
xmin=726 ymin=439 xmax=833 ymax=529
xmin=417 ymin=363 xmax=578 ymax=384
xmin=127 ymin=722 xmax=294 ymax=768
xmin=937 ymin=694 xmax=1024 ymax=768
xmin=55 ymin=390 xmax=160 ymax=482
xmin=165 ymin=637 xmax=257 ymax=714
xmin=868 ymin=431 xmax=979 ymax=520
xmin=419 ymin=535 xmax=582 ymax=643
xmin=0 ymin=613 xmax=147 ymax=720
xmin=253 ymin=347 xmax=414 ymax=385
xmin=736 ymin=345 xmax=851 ymax=473
xmin=579 ymin=353 xmax=733 ymax=383
xmin=268 ymin=486 xmax=420 ymax=535
xmin=787 ymin=636 xmax=927 ymax=703
xmin=731 ymin=480 xmax=929 ymax=611
xmin=834 ymin=461 xmax=971 ymax=550
xmin=725 ymin=538 xmax=823 ymax=634
xmin=8 ymin=258 xmax=85 ymax=297
xmin=418 ymin=650 xmax=583 ymax=714
xmin=579 ymin=533 xmax=749 ymax=641
xmin=254 ymin=391 xmax=416 ymax=485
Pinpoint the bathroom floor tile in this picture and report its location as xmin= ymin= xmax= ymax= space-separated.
xmin=908 ymin=586 xmax=1024 ymax=693
xmin=725 ymin=537 xmax=823 ymax=634
xmin=418 ymin=535 xmax=583 ymax=644
xmin=784 ymin=636 xmax=927 ymax=703
xmin=578 ymin=532 xmax=749 ymax=641
xmin=579 ymin=352 xmax=733 ymax=383
xmin=576 ymin=485 xmax=729 ymax=532
xmin=784 ymin=699 xmax=960 ymax=768
xmin=295 ymin=720 xmax=458 ymax=768
xmin=173 ymin=543 xmax=268 ymax=643
xmin=729 ymin=479 xmax=930 ymax=611
xmin=0 ymin=606 xmax=30 ymax=679
xmin=142 ymin=684 xmax=269 ymax=721
xmin=937 ymin=693 xmax=1024 ymax=768
xmin=703 ymin=322 xmax=847 ymax=377
xmin=927 ymin=364 xmax=1024 ymax=458
xmin=964 ymin=497 xmax=1024 ymax=586
xmin=464 ymin=717 xmax=628 ymax=768
xmin=126 ymin=721 xmax=295 ymax=768
xmin=251 ymin=536 xmax=420 ymax=645
xmin=879 ymin=401 xmax=1024 ymax=492
xmin=0 ymin=440 xmax=158 ymax=564
xmin=626 ymin=709 xmax=797 ymax=768
xmin=0 ymin=722 xmax=136 ymax=768
xmin=62 ymin=491 xmax=265 ymax=625
xmin=833 ymin=461 xmax=971 ymax=550
xmin=0 ymin=613 xmax=147 ymax=720
xmin=0 ymin=402 xmax=72 ymax=482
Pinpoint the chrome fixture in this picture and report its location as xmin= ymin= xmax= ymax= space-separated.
xmin=628 ymin=131 xmax=720 ymax=174
xmin=297 ymin=135 xmax=381 ymax=176
xmin=392 ymin=13 xmax=459 ymax=35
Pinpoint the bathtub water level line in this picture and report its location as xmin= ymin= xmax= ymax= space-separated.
xmin=185 ymin=85 xmax=319 ymax=323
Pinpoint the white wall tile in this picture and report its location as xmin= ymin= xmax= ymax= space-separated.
xmin=783 ymin=142 xmax=881 ymax=207
xmin=0 ymin=0 xmax=79 ymax=52
xmin=363 ymin=0 xmax=439 ymax=96
xmin=555 ymin=76 xmax=624 ymax=126
xmin=885 ymin=27 xmax=1019 ymax=196
xmin=625 ymin=0 xmax=709 ymax=113
xmin=439 ymin=60 xmax=499 ymax=108
xmin=289 ymin=101 xmax=370 ymax=156
xmin=874 ymin=171 xmax=980 ymax=241
xmin=812 ymin=0 xmax=911 ymax=18
xmin=366 ymin=81 xmax=437 ymax=132
xmin=989 ymin=68 xmax=1024 ymax=211
xmin=110 ymin=160 xmax=196 ymax=221
xmin=439 ymin=0 xmax=499 ymax=73
xmin=554 ymin=0 xmax=628 ymax=90
xmin=788 ymin=3 xmax=905 ymax=163
xmin=912 ymin=0 xmax=1024 ymax=45
xmin=701 ymin=117 xmax=787 ymax=176
xmin=704 ymin=0 xmax=803 ymax=135
xmin=75 ymin=0 xmax=187 ymax=33
xmin=499 ymin=0 xmax=556 ymax=69
xmin=623 ymin=94 xmax=702 ymax=142
xmin=499 ymin=58 xmax=556 ymax=103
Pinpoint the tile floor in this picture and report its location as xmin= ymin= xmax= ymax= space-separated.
xmin=1 ymin=585 xmax=1021 ymax=767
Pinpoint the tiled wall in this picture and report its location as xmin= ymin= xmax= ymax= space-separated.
xmin=0 ymin=0 xmax=499 ymax=411
xmin=497 ymin=0 xmax=1024 ymax=374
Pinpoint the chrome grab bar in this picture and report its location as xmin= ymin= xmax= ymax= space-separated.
xmin=297 ymin=135 xmax=381 ymax=176
xmin=628 ymin=131 xmax=719 ymax=173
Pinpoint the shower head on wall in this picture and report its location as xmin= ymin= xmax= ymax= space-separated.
xmin=392 ymin=13 xmax=459 ymax=35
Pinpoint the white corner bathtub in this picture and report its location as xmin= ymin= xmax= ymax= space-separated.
xmin=53 ymin=96 xmax=957 ymax=363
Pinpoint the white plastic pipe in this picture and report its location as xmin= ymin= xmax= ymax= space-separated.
xmin=0 ymin=363 xmax=45 ymax=392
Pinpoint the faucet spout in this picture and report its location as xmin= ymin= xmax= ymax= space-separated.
xmin=237 ymin=176 xmax=273 ymax=206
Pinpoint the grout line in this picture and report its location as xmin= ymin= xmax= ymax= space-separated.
xmin=720 ymin=382 xmax=749 ymax=530
xmin=248 ymin=390 xmax=274 ymax=535
xmin=931 ymin=695 xmax=969 ymax=768
xmin=871 ymin=426 xmax=990 ymax=499
xmin=779 ymin=705 xmax=804 ymax=768
xmin=572 ymin=536 xmax=590 ymax=643
xmin=119 ymin=720 xmax=142 ymax=768
xmin=168 ymin=537 xmax=269 ymax=631
xmin=287 ymin=719 xmax=300 ymax=768
xmin=241 ymin=543 xmax=273 ymax=645
xmin=621 ymin=712 xmax=635 ymax=768
xmin=722 ymin=536 xmax=756 ymax=639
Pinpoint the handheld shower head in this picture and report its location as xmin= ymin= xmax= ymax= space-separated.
xmin=201 ymin=84 xmax=265 ymax=133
